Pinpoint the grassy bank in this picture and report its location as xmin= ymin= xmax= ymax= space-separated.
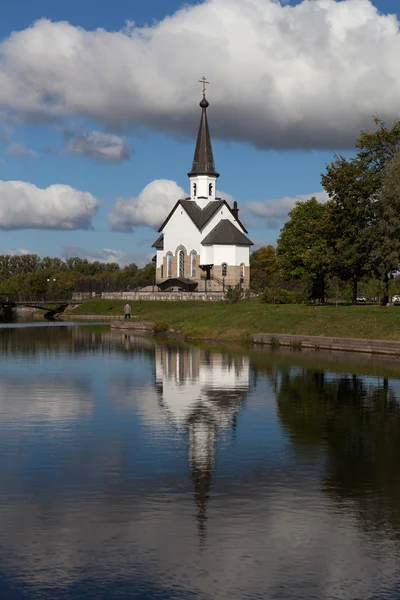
xmin=71 ymin=299 xmax=400 ymax=342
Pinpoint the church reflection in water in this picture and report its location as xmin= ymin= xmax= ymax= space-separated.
xmin=153 ymin=344 xmax=250 ymax=536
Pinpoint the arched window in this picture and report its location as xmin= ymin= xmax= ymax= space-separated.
xmin=193 ymin=183 xmax=197 ymax=197
xmin=191 ymin=252 xmax=197 ymax=277
xmin=222 ymin=263 xmax=227 ymax=277
xmin=161 ymin=265 xmax=164 ymax=279
xmin=209 ymin=183 xmax=213 ymax=195
xmin=167 ymin=253 xmax=173 ymax=277
xmin=240 ymin=263 xmax=245 ymax=280
xmin=179 ymin=250 xmax=185 ymax=277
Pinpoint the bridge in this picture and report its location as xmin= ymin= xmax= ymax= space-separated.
xmin=0 ymin=295 xmax=89 ymax=317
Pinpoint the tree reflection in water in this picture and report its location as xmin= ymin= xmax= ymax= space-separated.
xmin=277 ymin=368 xmax=400 ymax=535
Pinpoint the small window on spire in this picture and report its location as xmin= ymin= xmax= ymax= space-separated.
xmin=209 ymin=183 xmax=213 ymax=196
xmin=193 ymin=183 xmax=197 ymax=197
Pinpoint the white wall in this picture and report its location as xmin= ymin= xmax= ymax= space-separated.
xmin=235 ymin=245 xmax=250 ymax=266
xmin=201 ymin=245 xmax=214 ymax=265
xmin=213 ymin=245 xmax=237 ymax=265
xmin=159 ymin=208 xmax=202 ymax=266
xmin=201 ymin=245 xmax=250 ymax=269
xmin=156 ymin=198 xmax=250 ymax=269
xmin=189 ymin=175 xmax=217 ymax=206
xmin=201 ymin=204 xmax=242 ymax=238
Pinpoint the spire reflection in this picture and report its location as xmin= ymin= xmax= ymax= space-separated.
xmin=154 ymin=345 xmax=250 ymax=538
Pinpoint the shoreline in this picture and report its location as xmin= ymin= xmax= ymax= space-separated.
xmin=253 ymin=332 xmax=400 ymax=357
xmin=63 ymin=315 xmax=400 ymax=358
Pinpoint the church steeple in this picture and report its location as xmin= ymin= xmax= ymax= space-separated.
xmin=188 ymin=96 xmax=219 ymax=179
xmin=188 ymin=78 xmax=219 ymax=207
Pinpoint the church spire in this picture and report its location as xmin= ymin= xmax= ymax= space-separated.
xmin=188 ymin=96 xmax=220 ymax=179
xmin=188 ymin=77 xmax=219 ymax=182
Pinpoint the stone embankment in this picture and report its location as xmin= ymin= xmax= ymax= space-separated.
xmin=110 ymin=321 xmax=154 ymax=331
xmin=60 ymin=313 xmax=124 ymax=320
xmin=253 ymin=333 xmax=400 ymax=356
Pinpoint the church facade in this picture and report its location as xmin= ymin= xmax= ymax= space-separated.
xmin=152 ymin=87 xmax=253 ymax=291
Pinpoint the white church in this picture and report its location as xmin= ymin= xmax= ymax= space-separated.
xmin=152 ymin=80 xmax=253 ymax=292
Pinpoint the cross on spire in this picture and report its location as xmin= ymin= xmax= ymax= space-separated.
xmin=198 ymin=76 xmax=209 ymax=97
xmin=188 ymin=80 xmax=219 ymax=179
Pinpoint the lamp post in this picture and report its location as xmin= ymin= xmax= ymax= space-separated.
xmin=152 ymin=255 xmax=157 ymax=293
xmin=47 ymin=278 xmax=56 ymax=300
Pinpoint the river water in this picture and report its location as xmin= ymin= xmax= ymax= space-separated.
xmin=1 ymin=323 xmax=400 ymax=600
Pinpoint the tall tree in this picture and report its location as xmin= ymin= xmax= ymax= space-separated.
xmin=374 ymin=152 xmax=400 ymax=303
xmin=250 ymin=245 xmax=279 ymax=290
xmin=322 ymin=117 xmax=400 ymax=304
xmin=322 ymin=157 xmax=378 ymax=303
xmin=356 ymin=116 xmax=400 ymax=175
xmin=277 ymin=197 xmax=330 ymax=302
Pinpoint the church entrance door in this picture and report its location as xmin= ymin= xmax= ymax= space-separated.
xmin=179 ymin=251 xmax=185 ymax=278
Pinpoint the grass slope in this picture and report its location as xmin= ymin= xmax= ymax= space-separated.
xmin=72 ymin=299 xmax=400 ymax=342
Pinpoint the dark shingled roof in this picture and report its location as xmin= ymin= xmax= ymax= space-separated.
xmin=180 ymin=199 xmax=224 ymax=230
xmin=187 ymin=97 xmax=219 ymax=178
xmin=157 ymin=199 xmax=248 ymax=234
xmin=201 ymin=220 xmax=253 ymax=246
xmin=151 ymin=234 xmax=164 ymax=250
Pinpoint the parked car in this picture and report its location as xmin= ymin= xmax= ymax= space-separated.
xmin=392 ymin=295 xmax=400 ymax=303
xmin=356 ymin=296 xmax=366 ymax=302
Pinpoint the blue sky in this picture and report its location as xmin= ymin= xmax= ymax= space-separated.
xmin=0 ymin=0 xmax=399 ymax=265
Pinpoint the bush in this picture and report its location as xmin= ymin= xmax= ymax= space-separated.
xmin=153 ymin=320 xmax=169 ymax=333
xmin=224 ymin=284 xmax=243 ymax=304
xmin=261 ymin=288 xmax=298 ymax=304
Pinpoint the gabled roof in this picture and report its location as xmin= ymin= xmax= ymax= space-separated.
xmin=151 ymin=234 xmax=164 ymax=250
xmin=180 ymin=199 xmax=224 ymax=230
xmin=187 ymin=97 xmax=219 ymax=179
xmin=201 ymin=220 xmax=253 ymax=246
xmin=158 ymin=198 xmax=248 ymax=234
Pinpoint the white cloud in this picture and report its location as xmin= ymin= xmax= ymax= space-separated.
xmin=1 ymin=247 xmax=33 ymax=256
xmin=0 ymin=180 xmax=99 ymax=229
xmin=61 ymin=244 xmax=149 ymax=267
xmin=6 ymin=141 xmax=37 ymax=158
xmin=108 ymin=179 xmax=186 ymax=231
xmin=0 ymin=378 xmax=93 ymax=425
xmin=245 ymin=190 xmax=329 ymax=228
xmin=108 ymin=180 xmax=237 ymax=231
xmin=0 ymin=1 xmax=399 ymax=149
xmin=63 ymin=128 xmax=132 ymax=163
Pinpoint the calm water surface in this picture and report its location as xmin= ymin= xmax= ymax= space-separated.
xmin=1 ymin=323 xmax=400 ymax=599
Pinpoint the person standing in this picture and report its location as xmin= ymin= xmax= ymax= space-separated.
xmin=124 ymin=303 xmax=131 ymax=320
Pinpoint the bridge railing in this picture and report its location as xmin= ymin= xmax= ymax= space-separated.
xmin=0 ymin=293 xmax=82 ymax=304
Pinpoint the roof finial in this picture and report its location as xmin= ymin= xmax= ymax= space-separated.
xmin=198 ymin=76 xmax=209 ymax=97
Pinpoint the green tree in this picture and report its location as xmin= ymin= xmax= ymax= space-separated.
xmin=134 ymin=263 xmax=156 ymax=286
xmin=65 ymin=257 xmax=90 ymax=274
xmin=322 ymin=156 xmax=378 ymax=303
xmin=0 ymin=255 xmax=12 ymax=280
xmin=250 ymin=245 xmax=279 ymax=290
xmin=322 ymin=117 xmax=400 ymax=304
xmin=373 ymin=152 xmax=400 ymax=303
xmin=277 ymin=197 xmax=330 ymax=302
xmin=122 ymin=263 xmax=138 ymax=278
xmin=40 ymin=256 xmax=65 ymax=271
xmin=356 ymin=116 xmax=400 ymax=175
